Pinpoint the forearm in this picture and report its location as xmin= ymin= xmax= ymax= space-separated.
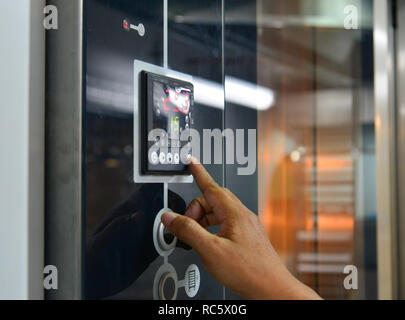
xmin=241 ymin=263 xmax=322 ymax=300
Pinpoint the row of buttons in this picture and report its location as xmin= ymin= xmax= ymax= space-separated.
xmin=150 ymin=152 xmax=180 ymax=165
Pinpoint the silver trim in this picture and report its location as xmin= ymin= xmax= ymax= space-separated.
xmin=28 ymin=0 xmax=46 ymax=300
xmin=158 ymin=223 xmax=176 ymax=251
xmin=396 ymin=0 xmax=405 ymax=300
xmin=373 ymin=0 xmax=398 ymax=300
xmin=153 ymin=208 xmax=177 ymax=256
xmin=159 ymin=272 xmax=178 ymax=300
xmin=153 ymin=263 xmax=178 ymax=300
xmin=45 ymin=0 xmax=84 ymax=300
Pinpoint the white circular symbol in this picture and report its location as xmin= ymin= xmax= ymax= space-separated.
xmin=150 ymin=151 xmax=159 ymax=165
xmin=167 ymin=153 xmax=173 ymax=164
xmin=174 ymin=153 xmax=180 ymax=164
xmin=184 ymin=264 xmax=200 ymax=298
xmin=159 ymin=152 xmax=166 ymax=164
xmin=137 ymin=23 xmax=145 ymax=37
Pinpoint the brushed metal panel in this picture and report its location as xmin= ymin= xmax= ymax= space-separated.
xmin=45 ymin=0 xmax=84 ymax=300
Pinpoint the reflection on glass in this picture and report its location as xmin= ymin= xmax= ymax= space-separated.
xmin=256 ymin=0 xmax=376 ymax=299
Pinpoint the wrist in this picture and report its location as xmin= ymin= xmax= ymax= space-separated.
xmin=258 ymin=265 xmax=321 ymax=300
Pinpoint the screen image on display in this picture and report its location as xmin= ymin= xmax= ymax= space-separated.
xmin=141 ymin=71 xmax=194 ymax=175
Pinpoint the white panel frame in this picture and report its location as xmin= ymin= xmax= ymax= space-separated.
xmin=133 ymin=60 xmax=194 ymax=184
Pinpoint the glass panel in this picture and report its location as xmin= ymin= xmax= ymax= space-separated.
xmin=225 ymin=0 xmax=377 ymax=299
xmin=84 ymin=0 xmax=224 ymax=299
xmin=223 ymin=0 xmax=259 ymax=299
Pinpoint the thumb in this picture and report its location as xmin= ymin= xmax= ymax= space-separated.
xmin=161 ymin=212 xmax=215 ymax=255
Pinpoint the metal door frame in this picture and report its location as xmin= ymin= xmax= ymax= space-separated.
xmin=45 ymin=0 xmax=84 ymax=300
xmin=395 ymin=0 xmax=405 ymax=301
xmin=374 ymin=0 xmax=399 ymax=300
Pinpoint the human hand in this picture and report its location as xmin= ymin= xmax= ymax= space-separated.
xmin=162 ymin=159 xmax=321 ymax=300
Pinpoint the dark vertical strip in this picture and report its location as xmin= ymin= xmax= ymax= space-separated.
xmin=222 ymin=0 xmax=226 ymax=300
xmin=81 ymin=0 xmax=87 ymax=300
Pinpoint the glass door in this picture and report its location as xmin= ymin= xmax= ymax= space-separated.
xmin=224 ymin=0 xmax=377 ymax=299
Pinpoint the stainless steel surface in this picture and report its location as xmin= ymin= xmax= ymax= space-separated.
xmin=373 ymin=0 xmax=398 ymax=300
xmin=396 ymin=0 xmax=405 ymax=301
xmin=28 ymin=0 xmax=46 ymax=300
xmin=45 ymin=0 xmax=84 ymax=300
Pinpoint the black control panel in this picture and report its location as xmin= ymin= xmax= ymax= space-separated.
xmin=140 ymin=71 xmax=194 ymax=175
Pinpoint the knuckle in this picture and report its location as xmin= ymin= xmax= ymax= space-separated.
xmin=174 ymin=216 xmax=193 ymax=236
xmin=223 ymin=188 xmax=234 ymax=196
xmin=170 ymin=219 xmax=184 ymax=240
xmin=204 ymin=185 xmax=222 ymax=198
xmin=188 ymin=198 xmax=201 ymax=210
xmin=211 ymin=235 xmax=223 ymax=248
xmin=223 ymin=188 xmax=238 ymax=202
xmin=195 ymin=196 xmax=206 ymax=209
xmin=244 ymin=212 xmax=260 ymax=227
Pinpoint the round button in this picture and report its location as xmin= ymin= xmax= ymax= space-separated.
xmin=180 ymin=149 xmax=192 ymax=165
xmin=153 ymin=208 xmax=177 ymax=257
xmin=158 ymin=222 xmax=176 ymax=251
xmin=167 ymin=153 xmax=173 ymax=164
xmin=174 ymin=153 xmax=180 ymax=164
xmin=163 ymin=227 xmax=175 ymax=244
xmin=159 ymin=152 xmax=166 ymax=164
xmin=150 ymin=151 xmax=159 ymax=165
xmin=159 ymin=273 xmax=178 ymax=300
xmin=153 ymin=264 xmax=178 ymax=300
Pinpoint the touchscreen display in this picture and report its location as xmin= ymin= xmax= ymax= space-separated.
xmin=141 ymin=71 xmax=194 ymax=174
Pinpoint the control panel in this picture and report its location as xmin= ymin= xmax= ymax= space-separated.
xmin=133 ymin=60 xmax=199 ymax=300
xmin=140 ymin=71 xmax=194 ymax=175
xmin=133 ymin=60 xmax=194 ymax=184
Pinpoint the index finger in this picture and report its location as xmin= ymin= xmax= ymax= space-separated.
xmin=189 ymin=157 xmax=218 ymax=193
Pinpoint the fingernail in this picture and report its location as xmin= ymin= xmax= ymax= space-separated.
xmin=190 ymin=156 xmax=199 ymax=165
xmin=161 ymin=212 xmax=177 ymax=227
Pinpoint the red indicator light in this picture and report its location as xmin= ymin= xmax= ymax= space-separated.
xmin=123 ymin=19 xmax=130 ymax=31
